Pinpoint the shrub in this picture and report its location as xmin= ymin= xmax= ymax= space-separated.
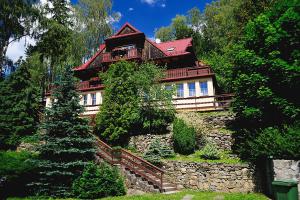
xmin=251 ymin=124 xmax=300 ymax=160
xmin=200 ymin=142 xmax=221 ymax=160
xmin=173 ymin=118 xmax=196 ymax=155
xmin=72 ymin=162 xmax=126 ymax=199
xmin=0 ymin=151 xmax=37 ymax=198
xmin=143 ymin=139 xmax=175 ymax=166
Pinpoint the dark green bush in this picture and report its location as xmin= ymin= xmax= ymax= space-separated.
xmin=0 ymin=151 xmax=37 ymax=198
xmin=72 ymin=162 xmax=126 ymax=199
xmin=143 ymin=139 xmax=175 ymax=166
xmin=200 ymin=142 xmax=221 ymax=160
xmin=173 ymin=118 xmax=196 ymax=155
xmin=251 ymin=124 xmax=300 ymax=160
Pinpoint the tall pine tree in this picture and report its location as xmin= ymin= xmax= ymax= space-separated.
xmin=0 ymin=64 xmax=39 ymax=150
xmin=32 ymin=65 xmax=95 ymax=197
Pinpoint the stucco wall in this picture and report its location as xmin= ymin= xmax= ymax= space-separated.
xmin=273 ymin=160 xmax=300 ymax=199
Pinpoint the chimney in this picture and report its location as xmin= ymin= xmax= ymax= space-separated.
xmin=155 ymin=38 xmax=161 ymax=44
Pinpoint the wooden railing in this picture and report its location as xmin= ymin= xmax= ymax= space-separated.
xmin=95 ymin=137 xmax=165 ymax=191
xmin=164 ymin=67 xmax=213 ymax=81
xmin=101 ymin=48 xmax=142 ymax=63
xmin=172 ymin=94 xmax=234 ymax=111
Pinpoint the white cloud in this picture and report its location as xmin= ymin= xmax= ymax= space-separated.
xmin=128 ymin=7 xmax=134 ymax=11
xmin=141 ymin=0 xmax=156 ymax=5
xmin=161 ymin=3 xmax=166 ymax=8
xmin=6 ymin=36 xmax=36 ymax=62
xmin=106 ymin=11 xmax=122 ymax=24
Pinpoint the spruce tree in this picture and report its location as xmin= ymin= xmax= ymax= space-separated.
xmin=0 ymin=64 xmax=39 ymax=150
xmin=32 ymin=65 xmax=95 ymax=197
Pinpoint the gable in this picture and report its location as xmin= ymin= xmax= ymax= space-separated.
xmin=113 ymin=22 xmax=141 ymax=37
xmin=119 ymin=26 xmax=135 ymax=35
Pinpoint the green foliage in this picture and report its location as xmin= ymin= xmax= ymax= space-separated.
xmin=0 ymin=151 xmax=36 ymax=179
xmin=143 ymin=139 xmax=175 ymax=166
xmin=95 ymin=61 xmax=174 ymax=146
xmin=0 ymin=0 xmax=39 ymax=69
xmin=232 ymin=0 xmax=300 ymax=160
xmin=200 ymin=142 xmax=221 ymax=160
xmin=30 ymin=66 xmax=95 ymax=197
xmin=173 ymin=118 xmax=196 ymax=155
xmin=74 ymin=0 xmax=115 ymax=58
xmin=251 ymin=124 xmax=300 ymax=160
xmin=0 ymin=64 xmax=40 ymax=150
xmin=155 ymin=26 xmax=174 ymax=42
xmin=72 ymin=162 xmax=126 ymax=199
xmin=0 ymin=151 xmax=37 ymax=198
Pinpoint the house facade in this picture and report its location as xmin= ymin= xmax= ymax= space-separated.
xmin=46 ymin=23 xmax=232 ymax=117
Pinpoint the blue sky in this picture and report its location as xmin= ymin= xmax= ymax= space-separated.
xmin=72 ymin=0 xmax=213 ymax=38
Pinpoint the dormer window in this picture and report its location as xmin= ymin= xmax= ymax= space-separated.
xmin=167 ymin=47 xmax=175 ymax=52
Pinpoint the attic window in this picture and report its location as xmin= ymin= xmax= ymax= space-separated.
xmin=167 ymin=47 xmax=175 ymax=52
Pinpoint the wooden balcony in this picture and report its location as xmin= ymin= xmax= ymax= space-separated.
xmin=77 ymin=80 xmax=104 ymax=91
xmin=101 ymin=48 xmax=142 ymax=63
xmin=163 ymin=67 xmax=213 ymax=82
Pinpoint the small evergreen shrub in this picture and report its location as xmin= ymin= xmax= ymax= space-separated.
xmin=72 ymin=162 xmax=126 ymax=199
xmin=143 ymin=139 xmax=175 ymax=166
xmin=200 ymin=142 xmax=221 ymax=160
xmin=173 ymin=118 xmax=196 ymax=155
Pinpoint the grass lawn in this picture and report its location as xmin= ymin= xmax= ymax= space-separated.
xmin=8 ymin=190 xmax=268 ymax=200
xmin=103 ymin=190 xmax=268 ymax=200
xmin=164 ymin=150 xmax=244 ymax=165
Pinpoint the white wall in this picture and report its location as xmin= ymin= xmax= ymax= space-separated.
xmin=46 ymin=77 xmax=216 ymax=115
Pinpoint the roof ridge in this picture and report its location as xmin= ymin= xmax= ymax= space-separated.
xmin=158 ymin=37 xmax=192 ymax=44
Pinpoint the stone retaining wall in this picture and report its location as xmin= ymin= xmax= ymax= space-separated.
xmin=162 ymin=161 xmax=260 ymax=193
xmin=128 ymin=133 xmax=173 ymax=153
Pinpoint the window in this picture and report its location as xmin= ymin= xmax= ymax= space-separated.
xmin=83 ymin=94 xmax=87 ymax=105
xmin=200 ymin=82 xmax=208 ymax=96
xmin=176 ymin=83 xmax=184 ymax=97
xmin=188 ymin=82 xmax=196 ymax=97
xmin=91 ymin=93 xmax=96 ymax=105
xmin=167 ymin=47 xmax=175 ymax=52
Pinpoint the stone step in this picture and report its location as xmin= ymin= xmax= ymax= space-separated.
xmin=163 ymin=190 xmax=180 ymax=194
xmin=162 ymin=186 xmax=178 ymax=192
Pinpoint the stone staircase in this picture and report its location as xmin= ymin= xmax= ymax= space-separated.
xmin=95 ymin=137 xmax=178 ymax=194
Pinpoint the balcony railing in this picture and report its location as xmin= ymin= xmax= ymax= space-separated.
xmin=77 ymin=80 xmax=104 ymax=91
xmin=101 ymin=48 xmax=142 ymax=63
xmin=163 ymin=67 xmax=213 ymax=81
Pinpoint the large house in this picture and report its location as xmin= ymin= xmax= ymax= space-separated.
xmin=46 ymin=23 xmax=232 ymax=118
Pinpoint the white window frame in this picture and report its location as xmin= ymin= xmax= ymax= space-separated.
xmin=176 ymin=83 xmax=184 ymax=98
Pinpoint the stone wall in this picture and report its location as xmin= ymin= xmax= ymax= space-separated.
xmin=128 ymin=133 xmax=173 ymax=154
xmin=273 ymin=160 xmax=300 ymax=199
xmin=162 ymin=161 xmax=260 ymax=193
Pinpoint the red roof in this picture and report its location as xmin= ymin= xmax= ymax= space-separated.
xmin=155 ymin=38 xmax=192 ymax=56
xmin=74 ymin=44 xmax=106 ymax=71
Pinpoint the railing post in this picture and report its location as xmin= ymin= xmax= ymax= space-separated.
xmin=160 ymin=173 xmax=163 ymax=192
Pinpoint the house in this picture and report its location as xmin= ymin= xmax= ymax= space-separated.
xmin=46 ymin=23 xmax=232 ymax=117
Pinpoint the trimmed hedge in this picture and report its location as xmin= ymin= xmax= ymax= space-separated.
xmin=173 ymin=118 xmax=196 ymax=155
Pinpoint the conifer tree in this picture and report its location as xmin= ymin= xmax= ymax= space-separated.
xmin=0 ymin=64 xmax=39 ymax=150
xmin=32 ymin=65 xmax=95 ymax=197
